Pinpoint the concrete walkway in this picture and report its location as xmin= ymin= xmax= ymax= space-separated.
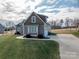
xmin=57 ymin=34 xmax=79 ymax=59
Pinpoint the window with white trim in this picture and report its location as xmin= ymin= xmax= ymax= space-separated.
xmin=29 ymin=26 xmax=37 ymax=33
xmin=31 ymin=16 xmax=36 ymax=23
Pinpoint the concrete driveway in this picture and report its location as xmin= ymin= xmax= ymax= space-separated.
xmin=52 ymin=34 xmax=79 ymax=59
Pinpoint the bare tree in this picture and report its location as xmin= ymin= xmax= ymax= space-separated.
xmin=51 ymin=20 xmax=57 ymax=29
xmin=60 ymin=19 xmax=64 ymax=28
xmin=76 ymin=19 xmax=79 ymax=32
xmin=65 ymin=17 xmax=70 ymax=28
xmin=68 ymin=18 xmax=74 ymax=31
xmin=73 ymin=18 xmax=79 ymax=31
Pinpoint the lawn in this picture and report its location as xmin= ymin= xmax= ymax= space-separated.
xmin=51 ymin=28 xmax=79 ymax=38
xmin=72 ymin=32 xmax=79 ymax=37
xmin=0 ymin=35 xmax=60 ymax=59
xmin=51 ymin=28 xmax=77 ymax=34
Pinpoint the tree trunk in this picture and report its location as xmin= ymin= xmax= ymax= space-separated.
xmin=78 ymin=25 xmax=79 ymax=32
xmin=76 ymin=26 xmax=78 ymax=31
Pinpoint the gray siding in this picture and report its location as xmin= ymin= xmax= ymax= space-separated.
xmin=0 ymin=24 xmax=4 ymax=34
xmin=38 ymin=25 xmax=44 ymax=35
xmin=16 ymin=25 xmax=23 ymax=35
xmin=24 ymin=25 xmax=28 ymax=35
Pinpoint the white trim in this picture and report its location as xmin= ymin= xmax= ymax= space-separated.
xmin=22 ymin=23 xmax=25 ymax=36
xmin=44 ymin=24 xmax=49 ymax=37
xmin=23 ymin=12 xmax=33 ymax=24
xmin=34 ymin=12 xmax=47 ymax=25
xmin=27 ymin=26 xmax=29 ymax=34
xmin=27 ymin=25 xmax=38 ymax=35
xmin=31 ymin=16 xmax=36 ymax=23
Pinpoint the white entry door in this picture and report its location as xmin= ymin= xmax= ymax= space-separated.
xmin=28 ymin=25 xmax=38 ymax=35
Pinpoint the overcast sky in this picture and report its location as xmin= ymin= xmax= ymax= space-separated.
xmin=0 ymin=0 xmax=79 ymax=21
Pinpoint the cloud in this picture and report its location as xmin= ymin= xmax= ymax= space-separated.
xmin=54 ymin=8 xmax=79 ymax=19
xmin=0 ymin=0 xmax=79 ymax=21
xmin=47 ymin=0 xmax=57 ymax=4
xmin=66 ymin=0 xmax=79 ymax=4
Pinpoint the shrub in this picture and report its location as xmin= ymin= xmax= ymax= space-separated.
xmin=48 ymin=32 xmax=56 ymax=35
xmin=15 ymin=31 xmax=21 ymax=35
xmin=24 ymin=34 xmax=31 ymax=38
xmin=38 ymin=34 xmax=44 ymax=38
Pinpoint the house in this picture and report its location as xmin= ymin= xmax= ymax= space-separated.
xmin=16 ymin=12 xmax=51 ymax=37
xmin=0 ymin=23 xmax=5 ymax=34
xmin=16 ymin=21 xmax=24 ymax=35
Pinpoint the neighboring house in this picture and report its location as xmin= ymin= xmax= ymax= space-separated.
xmin=0 ymin=24 xmax=5 ymax=34
xmin=16 ymin=12 xmax=51 ymax=37
xmin=16 ymin=22 xmax=24 ymax=35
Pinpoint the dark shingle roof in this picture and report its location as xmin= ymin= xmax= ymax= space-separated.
xmin=16 ymin=12 xmax=48 ymax=25
xmin=0 ymin=23 xmax=5 ymax=28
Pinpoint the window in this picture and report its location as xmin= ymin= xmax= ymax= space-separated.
xmin=31 ymin=16 xmax=36 ymax=23
xmin=29 ymin=26 xmax=37 ymax=33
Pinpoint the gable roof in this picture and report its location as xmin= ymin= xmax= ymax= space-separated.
xmin=0 ymin=23 xmax=5 ymax=28
xmin=24 ymin=12 xmax=48 ymax=23
xmin=16 ymin=20 xmax=25 ymax=26
xmin=16 ymin=12 xmax=48 ymax=25
xmin=37 ymin=14 xmax=48 ymax=22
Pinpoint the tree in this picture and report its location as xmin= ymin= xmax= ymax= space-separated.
xmin=65 ymin=17 xmax=70 ymax=28
xmin=76 ymin=19 xmax=79 ymax=32
xmin=60 ymin=19 xmax=64 ymax=28
xmin=73 ymin=18 xmax=79 ymax=31
xmin=51 ymin=20 xmax=57 ymax=29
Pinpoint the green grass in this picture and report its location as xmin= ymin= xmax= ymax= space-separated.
xmin=0 ymin=35 xmax=60 ymax=59
xmin=72 ymin=32 xmax=79 ymax=37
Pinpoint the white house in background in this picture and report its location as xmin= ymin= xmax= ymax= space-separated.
xmin=16 ymin=12 xmax=51 ymax=37
xmin=0 ymin=24 xmax=5 ymax=34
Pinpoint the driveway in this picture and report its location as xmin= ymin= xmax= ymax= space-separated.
xmin=52 ymin=34 xmax=79 ymax=59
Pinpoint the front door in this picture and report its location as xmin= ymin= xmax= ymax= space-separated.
xmin=28 ymin=25 xmax=38 ymax=36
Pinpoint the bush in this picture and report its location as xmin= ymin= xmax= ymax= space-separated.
xmin=24 ymin=34 xmax=31 ymax=38
xmin=38 ymin=34 xmax=44 ymax=38
xmin=15 ymin=31 xmax=21 ymax=35
xmin=51 ymin=26 xmax=61 ymax=29
xmin=48 ymin=32 xmax=56 ymax=35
